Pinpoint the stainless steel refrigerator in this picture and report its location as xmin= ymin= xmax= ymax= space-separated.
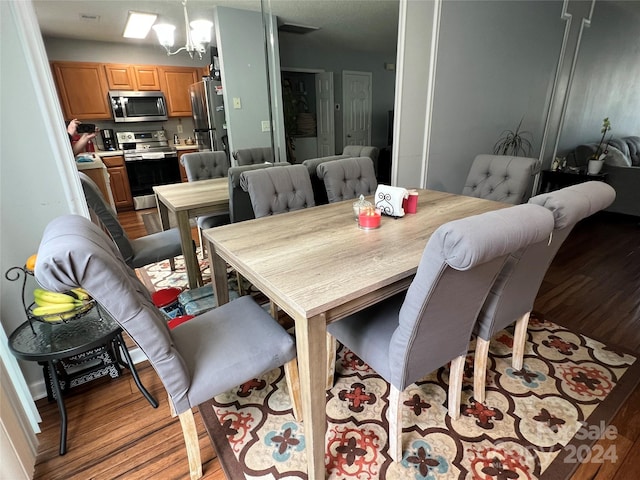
xmin=189 ymin=78 xmax=228 ymax=158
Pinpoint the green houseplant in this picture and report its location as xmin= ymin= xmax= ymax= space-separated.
xmin=493 ymin=118 xmax=533 ymax=157
xmin=588 ymin=117 xmax=612 ymax=174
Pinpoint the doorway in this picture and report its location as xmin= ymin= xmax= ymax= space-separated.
xmin=281 ymin=69 xmax=335 ymax=163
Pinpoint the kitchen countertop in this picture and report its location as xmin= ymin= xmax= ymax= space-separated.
xmin=75 ymin=155 xmax=107 ymax=171
xmin=93 ymin=146 xmax=198 ymax=155
xmin=94 ymin=150 xmax=124 ymax=157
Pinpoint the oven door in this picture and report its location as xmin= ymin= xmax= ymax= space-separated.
xmin=125 ymin=155 xmax=180 ymax=210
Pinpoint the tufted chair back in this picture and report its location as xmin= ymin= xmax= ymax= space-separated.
xmin=462 ymin=154 xmax=540 ymax=204
xmin=228 ymin=162 xmax=290 ymax=222
xmin=316 ymin=156 xmax=378 ymax=203
xmin=302 ymin=154 xmax=347 ymax=205
xmin=78 ymin=172 xmax=182 ymax=269
xmin=233 ymin=147 xmax=274 ymax=166
xmin=240 ymin=164 xmax=315 ymax=218
xmin=181 ymin=151 xmax=229 ymax=181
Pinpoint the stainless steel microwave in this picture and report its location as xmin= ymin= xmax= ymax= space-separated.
xmin=108 ymin=90 xmax=168 ymax=123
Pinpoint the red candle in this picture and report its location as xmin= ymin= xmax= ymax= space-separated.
xmin=358 ymin=207 xmax=381 ymax=229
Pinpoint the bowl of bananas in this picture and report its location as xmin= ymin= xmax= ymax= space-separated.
xmin=28 ymin=288 xmax=95 ymax=324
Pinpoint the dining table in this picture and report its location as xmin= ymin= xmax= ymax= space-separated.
xmin=202 ymin=189 xmax=508 ymax=479
xmin=153 ymin=177 xmax=229 ymax=289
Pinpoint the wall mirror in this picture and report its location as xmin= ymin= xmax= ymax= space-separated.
xmin=33 ymin=0 xmax=398 ymax=168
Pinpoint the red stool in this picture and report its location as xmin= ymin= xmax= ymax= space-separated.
xmin=167 ymin=315 xmax=195 ymax=330
xmin=152 ymin=288 xmax=183 ymax=319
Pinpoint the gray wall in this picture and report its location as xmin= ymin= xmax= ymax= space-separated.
xmin=427 ymin=0 xmax=564 ymax=194
xmin=559 ymin=0 xmax=640 ymax=153
xmin=215 ymin=6 xmax=272 ymax=154
xmin=279 ymin=33 xmax=397 ymax=153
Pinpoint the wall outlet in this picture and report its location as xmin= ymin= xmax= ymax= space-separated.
xmin=176 ymin=124 xmax=183 ymax=133
xmin=233 ymin=97 xmax=242 ymax=109
xmin=261 ymin=120 xmax=271 ymax=132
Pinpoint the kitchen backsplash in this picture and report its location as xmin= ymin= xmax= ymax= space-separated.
xmin=91 ymin=117 xmax=196 ymax=151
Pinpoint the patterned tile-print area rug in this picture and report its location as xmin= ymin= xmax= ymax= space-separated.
xmin=136 ymin=250 xmax=210 ymax=291
xmin=199 ymin=312 xmax=640 ymax=480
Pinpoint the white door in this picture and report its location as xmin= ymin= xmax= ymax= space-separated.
xmin=342 ymin=71 xmax=372 ymax=147
xmin=315 ymin=72 xmax=335 ymax=156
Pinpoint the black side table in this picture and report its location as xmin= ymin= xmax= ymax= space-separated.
xmin=8 ymin=305 xmax=158 ymax=455
xmin=539 ymin=169 xmax=608 ymax=193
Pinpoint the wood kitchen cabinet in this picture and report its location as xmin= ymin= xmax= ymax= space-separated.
xmin=158 ymin=66 xmax=200 ymax=117
xmin=104 ymin=64 xmax=160 ymax=91
xmin=132 ymin=65 xmax=161 ymax=90
xmin=51 ymin=61 xmax=111 ymax=120
xmin=177 ymin=149 xmax=199 ymax=182
xmin=104 ymin=64 xmax=136 ymax=90
xmin=101 ymin=155 xmax=133 ymax=210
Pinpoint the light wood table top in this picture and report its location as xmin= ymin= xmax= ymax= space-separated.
xmin=153 ymin=177 xmax=229 ymax=289
xmin=203 ymin=189 xmax=508 ymax=479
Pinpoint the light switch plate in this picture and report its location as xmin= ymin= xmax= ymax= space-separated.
xmin=261 ymin=120 xmax=271 ymax=132
xmin=176 ymin=124 xmax=183 ymax=133
xmin=233 ymin=97 xmax=242 ymax=109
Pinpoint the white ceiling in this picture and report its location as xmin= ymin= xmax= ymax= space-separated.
xmin=33 ymin=0 xmax=399 ymax=55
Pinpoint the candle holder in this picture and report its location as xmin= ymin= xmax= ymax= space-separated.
xmin=358 ymin=206 xmax=382 ymax=230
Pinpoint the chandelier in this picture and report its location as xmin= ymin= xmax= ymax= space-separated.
xmin=152 ymin=0 xmax=213 ymax=59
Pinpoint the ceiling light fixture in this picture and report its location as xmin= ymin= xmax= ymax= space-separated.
xmin=152 ymin=0 xmax=213 ymax=59
xmin=123 ymin=12 xmax=158 ymax=39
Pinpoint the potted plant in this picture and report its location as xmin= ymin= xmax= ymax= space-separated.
xmin=587 ymin=117 xmax=611 ymax=175
xmin=493 ymin=118 xmax=533 ymax=157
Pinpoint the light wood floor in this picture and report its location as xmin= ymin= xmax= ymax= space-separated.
xmin=30 ymin=209 xmax=640 ymax=480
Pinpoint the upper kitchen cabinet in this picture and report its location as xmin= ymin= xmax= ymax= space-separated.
xmin=133 ymin=66 xmax=161 ymax=90
xmin=158 ymin=66 xmax=200 ymax=117
xmin=104 ymin=64 xmax=160 ymax=91
xmin=104 ymin=64 xmax=136 ymax=90
xmin=51 ymin=61 xmax=111 ymax=120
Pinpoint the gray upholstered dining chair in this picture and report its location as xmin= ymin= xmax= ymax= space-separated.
xmin=471 ymin=181 xmax=616 ymax=402
xmin=233 ymin=146 xmax=274 ymax=166
xmin=462 ymin=154 xmax=540 ymax=204
xmin=342 ymin=145 xmax=380 ymax=175
xmin=316 ymin=156 xmax=378 ymax=203
xmin=240 ymin=164 xmax=315 ymax=218
xmin=302 ymin=155 xmax=347 ymax=205
xmin=78 ymin=172 xmax=186 ymax=272
xmin=34 ymin=214 xmax=299 ymax=480
xmin=181 ymin=151 xmax=231 ymax=256
xmin=327 ymin=203 xmax=555 ymax=462
xmin=228 ymin=162 xmax=290 ymax=223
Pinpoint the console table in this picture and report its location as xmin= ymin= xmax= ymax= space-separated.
xmin=8 ymin=305 xmax=158 ymax=455
xmin=539 ymin=169 xmax=608 ymax=193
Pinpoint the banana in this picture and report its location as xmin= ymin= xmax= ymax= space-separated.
xmin=32 ymin=303 xmax=78 ymax=316
xmin=33 ymin=288 xmax=82 ymax=306
xmin=70 ymin=287 xmax=91 ymax=301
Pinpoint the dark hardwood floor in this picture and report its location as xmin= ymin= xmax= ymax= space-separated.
xmin=30 ymin=210 xmax=640 ymax=480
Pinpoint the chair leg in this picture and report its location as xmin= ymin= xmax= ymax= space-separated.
xmin=473 ymin=337 xmax=490 ymax=403
xmin=178 ymin=409 xmax=203 ymax=480
xmin=512 ymin=312 xmax=530 ymax=370
xmin=198 ymin=227 xmax=207 ymax=259
xmin=168 ymin=394 xmax=177 ymax=417
xmin=169 ymin=258 xmax=176 ymax=271
xmin=284 ymin=359 xmax=302 ymax=421
xmin=236 ymin=272 xmax=244 ymax=296
xmin=326 ymin=333 xmax=337 ymax=390
xmin=388 ymin=385 xmax=403 ymax=462
xmin=448 ymin=355 xmax=465 ymax=420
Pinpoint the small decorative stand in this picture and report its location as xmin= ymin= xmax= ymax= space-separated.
xmin=5 ymin=265 xmax=158 ymax=455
